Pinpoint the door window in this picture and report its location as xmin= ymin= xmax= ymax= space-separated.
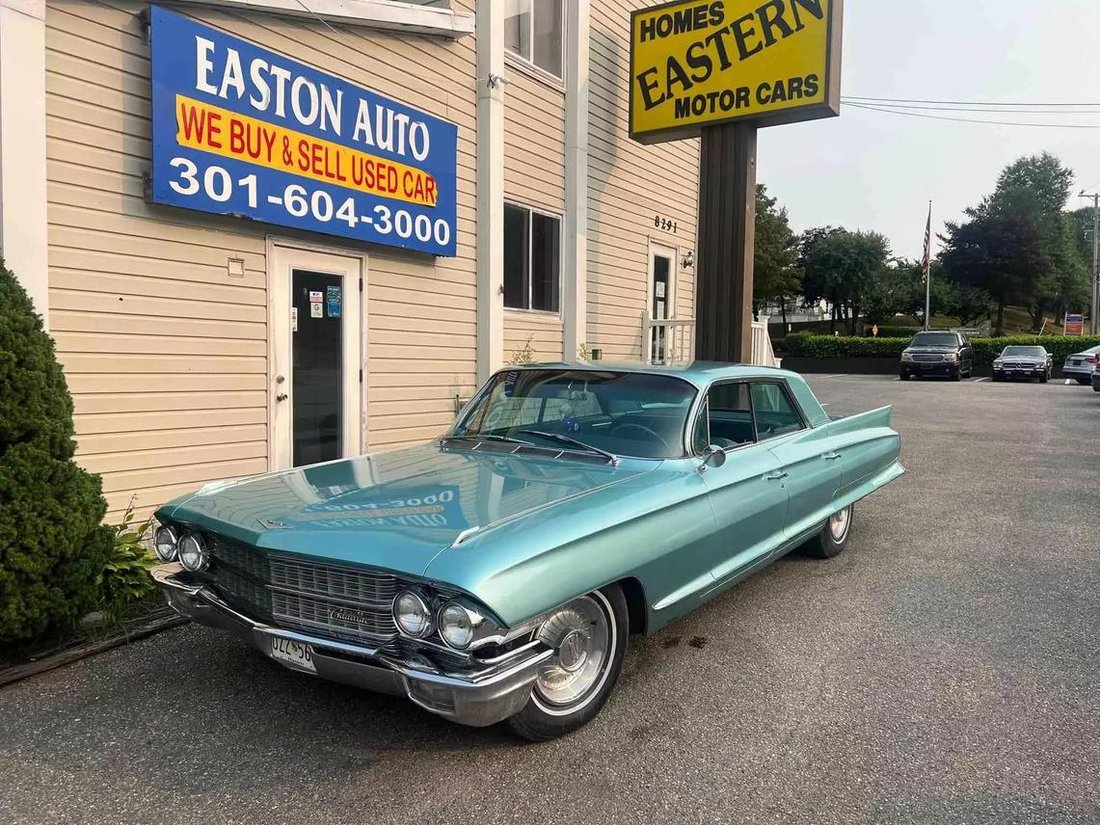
xmin=751 ymin=383 xmax=804 ymax=441
xmin=695 ymin=382 xmax=755 ymax=451
xmin=650 ymin=249 xmax=673 ymax=362
xmin=292 ymin=269 xmax=344 ymax=467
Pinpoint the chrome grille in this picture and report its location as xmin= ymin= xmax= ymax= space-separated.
xmin=913 ymin=354 xmax=944 ymax=363
xmin=202 ymin=534 xmax=398 ymax=643
xmin=270 ymin=558 xmax=398 ymax=609
xmin=271 ymin=591 xmax=395 ymax=640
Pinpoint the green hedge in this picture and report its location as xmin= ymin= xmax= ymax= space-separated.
xmin=866 ymin=325 xmax=920 ymax=339
xmin=787 ymin=332 xmax=1100 ymax=368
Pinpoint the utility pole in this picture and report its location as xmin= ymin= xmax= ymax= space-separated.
xmin=1082 ymin=191 xmax=1100 ymax=335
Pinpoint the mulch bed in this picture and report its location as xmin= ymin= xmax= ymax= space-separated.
xmin=0 ymin=608 xmax=187 ymax=689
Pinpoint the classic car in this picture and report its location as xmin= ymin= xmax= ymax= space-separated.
xmin=899 ymin=331 xmax=974 ymax=381
xmin=151 ymin=363 xmax=904 ymax=740
xmin=1062 ymin=344 xmax=1100 ymax=385
xmin=992 ymin=346 xmax=1053 ymax=383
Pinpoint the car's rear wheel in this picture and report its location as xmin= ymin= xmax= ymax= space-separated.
xmin=804 ymin=505 xmax=853 ymax=559
xmin=506 ymin=585 xmax=628 ymax=741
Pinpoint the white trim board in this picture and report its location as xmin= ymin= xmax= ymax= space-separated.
xmin=169 ymin=0 xmax=474 ymax=38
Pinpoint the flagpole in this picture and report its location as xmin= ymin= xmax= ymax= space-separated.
xmin=924 ymin=201 xmax=932 ymax=331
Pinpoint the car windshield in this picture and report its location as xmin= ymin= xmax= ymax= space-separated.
xmin=450 ymin=369 xmax=697 ymax=459
xmin=910 ymin=333 xmax=958 ymax=347
xmin=1002 ymin=347 xmax=1045 ymax=357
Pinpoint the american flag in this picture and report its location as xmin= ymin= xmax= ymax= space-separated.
xmin=921 ymin=203 xmax=932 ymax=284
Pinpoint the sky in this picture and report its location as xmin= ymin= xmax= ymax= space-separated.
xmin=756 ymin=0 xmax=1100 ymax=261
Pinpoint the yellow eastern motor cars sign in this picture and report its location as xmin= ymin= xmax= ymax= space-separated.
xmin=630 ymin=0 xmax=843 ymax=143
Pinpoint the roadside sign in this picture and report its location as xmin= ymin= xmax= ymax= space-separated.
xmin=629 ymin=0 xmax=843 ymax=143
xmin=1065 ymin=313 xmax=1085 ymax=335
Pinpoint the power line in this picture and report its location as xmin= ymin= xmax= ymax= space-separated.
xmin=845 ymin=102 xmax=1100 ymax=129
xmin=844 ymin=95 xmax=1100 ymax=108
xmin=845 ymin=101 xmax=1100 ymax=115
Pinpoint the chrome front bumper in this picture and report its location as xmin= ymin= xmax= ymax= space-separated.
xmin=152 ymin=564 xmax=551 ymax=728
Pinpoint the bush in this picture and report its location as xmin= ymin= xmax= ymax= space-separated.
xmin=99 ymin=500 xmax=157 ymax=621
xmin=786 ymin=333 xmax=911 ymax=359
xmin=0 ymin=259 xmax=112 ymax=644
xmin=786 ymin=332 xmax=1100 ymax=368
xmin=866 ymin=325 xmax=919 ymax=339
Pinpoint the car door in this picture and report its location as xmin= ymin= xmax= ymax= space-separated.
xmin=751 ymin=381 xmax=845 ymax=549
xmin=693 ymin=381 xmax=790 ymax=585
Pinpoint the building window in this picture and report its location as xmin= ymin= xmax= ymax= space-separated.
xmin=504 ymin=203 xmax=560 ymax=313
xmin=504 ymin=0 xmax=564 ymax=79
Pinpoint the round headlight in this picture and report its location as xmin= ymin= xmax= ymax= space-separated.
xmin=153 ymin=526 xmax=179 ymax=562
xmin=177 ymin=533 xmax=209 ymax=572
xmin=393 ymin=591 xmax=431 ymax=638
xmin=438 ymin=602 xmax=475 ymax=649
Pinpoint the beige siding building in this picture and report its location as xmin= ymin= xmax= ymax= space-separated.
xmin=1 ymin=0 xmax=700 ymax=521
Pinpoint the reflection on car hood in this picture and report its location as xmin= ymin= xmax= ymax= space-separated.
xmin=156 ymin=443 xmax=656 ymax=577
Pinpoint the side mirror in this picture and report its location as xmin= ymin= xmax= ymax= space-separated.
xmin=701 ymin=446 xmax=727 ymax=470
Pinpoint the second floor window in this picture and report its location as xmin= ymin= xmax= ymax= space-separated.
xmin=505 ymin=0 xmax=564 ymax=79
xmin=504 ymin=203 xmax=560 ymax=313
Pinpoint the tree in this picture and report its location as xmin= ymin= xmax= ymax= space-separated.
xmin=0 ymin=259 xmax=112 ymax=644
xmin=954 ymin=153 xmax=1088 ymax=331
xmin=800 ymin=228 xmax=891 ymax=334
xmin=940 ymin=213 xmax=1049 ymax=336
xmin=753 ymin=185 xmax=801 ymax=323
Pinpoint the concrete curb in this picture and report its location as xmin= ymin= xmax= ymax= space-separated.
xmin=0 ymin=609 xmax=188 ymax=689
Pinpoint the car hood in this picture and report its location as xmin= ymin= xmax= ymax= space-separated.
xmin=999 ymin=355 xmax=1045 ymax=363
xmin=905 ymin=346 xmax=958 ymax=353
xmin=157 ymin=444 xmax=657 ymax=578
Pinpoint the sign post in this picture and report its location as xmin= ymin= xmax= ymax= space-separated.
xmin=630 ymin=0 xmax=843 ymax=362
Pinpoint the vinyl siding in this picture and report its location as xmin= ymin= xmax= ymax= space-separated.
xmin=586 ymin=0 xmax=699 ymax=361
xmin=46 ymin=0 xmax=478 ymax=520
xmin=502 ymin=60 xmax=566 ymax=361
xmin=504 ymin=311 xmax=566 ymax=363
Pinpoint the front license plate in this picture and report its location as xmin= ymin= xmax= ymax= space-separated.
xmin=270 ymin=636 xmax=316 ymax=673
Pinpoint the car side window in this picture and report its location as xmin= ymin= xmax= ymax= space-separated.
xmin=751 ymin=383 xmax=804 ymax=441
xmin=697 ymin=383 xmax=755 ymax=451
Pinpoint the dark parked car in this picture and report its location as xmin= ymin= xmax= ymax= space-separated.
xmin=899 ymin=331 xmax=974 ymax=381
xmin=1092 ymin=368 xmax=1099 ymax=393
xmin=992 ymin=346 xmax=1053 ymax=383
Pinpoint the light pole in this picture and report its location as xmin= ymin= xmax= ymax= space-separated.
xmin=1081 ymin=191 xmax=1100 ymax=335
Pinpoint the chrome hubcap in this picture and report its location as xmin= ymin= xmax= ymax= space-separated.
xmin=534 ymin=596 xmax=610 ymax=709
xmin=829 ymin=507 xmax=851 ymax=542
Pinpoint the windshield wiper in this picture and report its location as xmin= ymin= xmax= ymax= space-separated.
xmin=514 ymin=429 xmax=618 ymax=464
xmin=442 ymin=433 xmax=536 ymax=449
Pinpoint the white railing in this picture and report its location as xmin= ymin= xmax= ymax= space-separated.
xmin=642 ymin=316 xmax=696 ymax=365
xmin=642 ymin=315 xmax=780 ymax=368
xmin=752 ymin=317 xmax=781 ymax=368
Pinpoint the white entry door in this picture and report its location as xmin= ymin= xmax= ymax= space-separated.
xmin=649 ymin=243 xmax=677 ymax=363
xmin=269 ymin=243 xmax=363 ymax=470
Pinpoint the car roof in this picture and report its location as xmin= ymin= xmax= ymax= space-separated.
xmin=502 ymin=361 xmax=796 ymax=390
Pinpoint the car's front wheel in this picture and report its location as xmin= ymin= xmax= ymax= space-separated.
xmin=507 ymin=585 xmax=628 ymax=741
xmin=804 ymin=505 xmax=853 ymax=559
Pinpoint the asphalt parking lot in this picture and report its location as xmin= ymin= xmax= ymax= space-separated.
xmin=2 ymin=376 xmax=1098 ymax=825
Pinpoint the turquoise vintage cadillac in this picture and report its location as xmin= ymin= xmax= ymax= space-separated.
xmin=152 ymin=363 xmax=903 ymax=740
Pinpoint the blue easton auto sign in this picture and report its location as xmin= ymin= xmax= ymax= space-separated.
xmin=148 ymin=6 xmax=459 ymax=256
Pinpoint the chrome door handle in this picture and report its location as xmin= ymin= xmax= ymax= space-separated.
xmin=822 ymin=452 xmax=842 ymax=461
xmin=764 ymin=471 xmax=789 ymax=481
